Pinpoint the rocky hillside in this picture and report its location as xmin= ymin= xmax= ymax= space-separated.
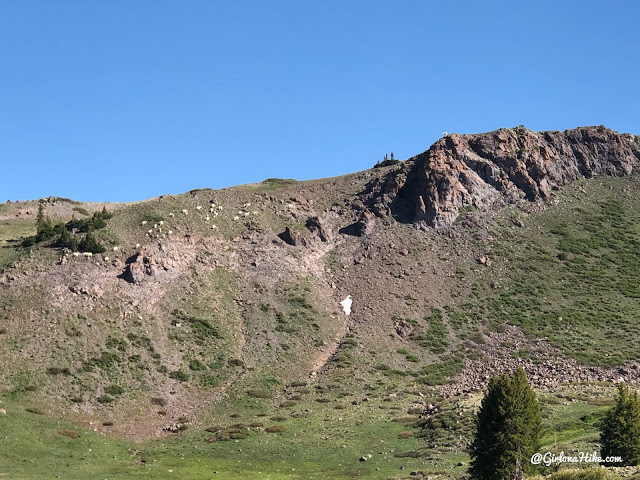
xmin=1 ymin=125 xmax=639 ymax=448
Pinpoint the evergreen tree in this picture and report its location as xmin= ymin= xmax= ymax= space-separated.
xmin=34 ymin=202 xmax=55 ymax=243
xmin=89 ymin=211 xmax=107 ymax=229
xmin=36 ymin=203 xmax=45 ymax=227
xmin=469 ymin=367 xmax=541 ymax=480
xmin=79 ymin=231 xmax=105 ymax=254
xmin=101 ymin=205 xmax=113 ymax=220
xmin=599 ymin=383 xmax=640 ymax=466
xmin=55 ymin=226 xmax=74 ymax=249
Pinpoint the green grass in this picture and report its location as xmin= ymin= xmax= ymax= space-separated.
xmin=0 ymin=218 xmax=33 ymax=268
xmin=409 ymin=308 xmax=450 ymax=354
xmin=448 ymin=177 xmax=640 ymax=366
xmin=0 ymin=392 xmax=433 ymax=479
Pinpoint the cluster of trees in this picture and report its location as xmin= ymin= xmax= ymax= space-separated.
xmin=22 ymin=203 xmax=112 ymax=254
xmin=374 ymin=152 xmax=400 ymax=168
xmin=470 ymin=368 xmax=640 ymax=480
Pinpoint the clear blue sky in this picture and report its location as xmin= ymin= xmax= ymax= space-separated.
xmin=1 ymin=1 xmax=638 ymax=202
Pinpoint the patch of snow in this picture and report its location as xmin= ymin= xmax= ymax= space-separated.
xmin=340 ymin=295 xmax=352 ymax=316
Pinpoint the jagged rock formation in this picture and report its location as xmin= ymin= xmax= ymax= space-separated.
xmin=365 ymin=126 xmax=640 ymax=228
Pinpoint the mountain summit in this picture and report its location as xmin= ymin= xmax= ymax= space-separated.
xmin=364 ymin=125 xmax=639 ymax=228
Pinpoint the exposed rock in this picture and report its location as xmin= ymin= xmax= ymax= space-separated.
xmin=68 ymin=284 xmax=103 ymax=300
xmin=394 ymin=319 xmax=414 ymax=338
xmin=362 ymin=126 xmax=640 ymax=228
xmin=120 ymin=252 xmax=157 ymax=284
xmin=354 ymin=210 xmax=376 ymax=236
xmin=305 ymin=216 xmax=330 ymax=242
xmin=278 ymin=227 xmax=302 ymax=246
xmin=162 ymin=423 xmax=186 ymax=433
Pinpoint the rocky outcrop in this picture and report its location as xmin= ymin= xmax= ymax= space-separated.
xmin=279 ymin=216 xmax=332 ymax=246
xmin=364 ymin=126 xmax=640 ymax=228
xmin=305 ymin=216 xmax=330 ymax=242
xmin=120 ymin=253 xmax=150 ymax=284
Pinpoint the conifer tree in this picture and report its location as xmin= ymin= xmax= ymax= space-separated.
xmin=469 ymin=367 xmax=541 ymax=480
xmin=79 ymin=231 xmax=105 ymax=254
xmin=36 ymin=203 xmax=45 ymax=227
xmin=599 ymin=383 xmax=640 ymax=466
xmin=34 ymin=202 xmax=54 ymax=242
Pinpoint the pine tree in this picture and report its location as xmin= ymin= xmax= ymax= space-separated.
xmin=469 ymin=367 xmax=541 ymax=480
xmin=36 ymin=203 xmax=45 ymax=227
xmin=34 ymin=202 xmax=55 ymax=242
xmin=55 ymin=227 xmax=74 ymax=249
xmin=599 ymin=383 xmax=640 ymax=466
xmin=101 ymin=205 xmax=113 ymax=219
xmin=79 ymin=231 xmax=106 ymax=254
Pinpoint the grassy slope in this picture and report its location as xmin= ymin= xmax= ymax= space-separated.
xmin=447 ymin=175 xmax=640 ymax=366
xmin=2 ymin=383 xmax=631 ymax=479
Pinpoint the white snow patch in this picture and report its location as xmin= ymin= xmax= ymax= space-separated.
xmin=340 ymin=295 xmax=352 ymax=316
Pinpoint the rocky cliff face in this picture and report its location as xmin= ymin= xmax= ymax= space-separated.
xmin=365 ymin=126 xmax=640 ymax=228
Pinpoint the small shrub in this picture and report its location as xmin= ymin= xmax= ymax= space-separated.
xmin=141 ymin=213 xmax=164 ymax=223
xmin=25 ymin=407 xmax=44 ymax=415
xmin=260 ymin=375 xmax=280 ymax=387
xmin=262 ymin=178 xmax=297 ymax=186
xmin=169 ymin=370 xmax=189 ymax=382
xmin=96 ymin=395 xmax=114 ymax=404
xmin=47 ymin=367 xmax=71 ymax=376
xmin=104 ymin=385 xmax=124 ymax=396
xmin=246 ymin=389 xmax=272 ymax=399
xmin=265 ymin=425 xmax=286 ymax=433
xmin=72 ymin=207 xmax=89 ymax=216
xmin=374 ymin=158 xmax=400 ymax=168
xmin=90 ymin=351 xmax=121 ymax=369
xmin=200 ymin=374 xmax=218 ymax=387
xmin=392 ymin=417 xmax=418 ymax=424
xmin=208 ymin=355 xmax=225 ymax=369
xmin=188 ymin=359 xmax=207 ymax=371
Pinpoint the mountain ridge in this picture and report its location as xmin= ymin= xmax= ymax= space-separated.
xmin=362 ymin=125 xmax=639 ymax=228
